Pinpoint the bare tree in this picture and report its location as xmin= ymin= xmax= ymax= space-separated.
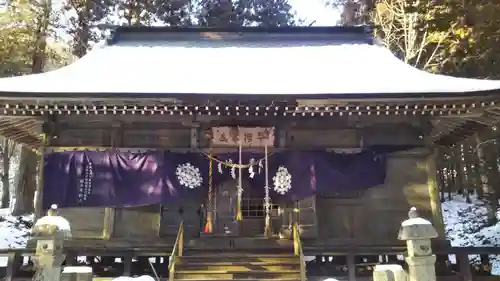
xmin=373 ymin=0 xmax=451 ymax=71
xmin=338 ymin=0 xmax=374 ymax=25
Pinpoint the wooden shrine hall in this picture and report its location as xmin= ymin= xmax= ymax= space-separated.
xmin=0 ymin=26 xmax=500 ymax=252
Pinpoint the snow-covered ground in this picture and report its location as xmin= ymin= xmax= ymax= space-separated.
xmin=441 ymin=194 xmax=500 ymax=275
xmin=1 ymin=195 xmax=500 ymax=274
xmin=443 ymin=194 xmax=500 ymax=247
xmin=0 ymin=208 xmax=32 ymax=266
xmin=0 ymin=208 xmax=32 ymax=249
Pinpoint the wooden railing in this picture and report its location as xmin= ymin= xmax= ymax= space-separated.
xmin=4 ymin=244 xmax=500 ymax=281
xmin=293 ymin=223 xmax=307 ymax=281
xmin=168 ymin=221 xmax=184 ymax=281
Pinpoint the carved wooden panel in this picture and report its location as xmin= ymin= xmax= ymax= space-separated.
xmin=56 ymin=129 xmax=110 ymax=146
xmin=369 ymin=210 xmax=406 ymax=244
xmin=122 ymin=129 xmax=191 ymax=147
xmin=114 ymin=205 xmax=161 ymax=238
xmin=297 ymin=196 xmax=317 ymax=238
xmin=362 ymin=124 xmax=425 ymax=146
xmin=316 ymin=198 xmax=360 ymax=239
xmin=287 ymin=129 xmax=358 ymax=148
xmin=58 ymin=207 xmax=106 ymax=238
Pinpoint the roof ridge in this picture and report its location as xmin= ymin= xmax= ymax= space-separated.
xmin=107 ymin=26 xmax=374 ymax=45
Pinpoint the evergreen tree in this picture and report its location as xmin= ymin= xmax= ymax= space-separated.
xmin=196 ymin=0 xmax=297 ymax=27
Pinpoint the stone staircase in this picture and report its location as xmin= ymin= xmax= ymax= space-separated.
xmin=173 ymin=249 xmax=302 ymax=281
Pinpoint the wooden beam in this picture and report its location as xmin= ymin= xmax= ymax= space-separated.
xmin=102 ymin=122 xmax=122 ymax=240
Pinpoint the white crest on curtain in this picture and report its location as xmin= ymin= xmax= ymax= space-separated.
xmin=176 ymin=163 xmax=203 ymax=189
xmin=272 ymin=166 xmax=292 ymax=195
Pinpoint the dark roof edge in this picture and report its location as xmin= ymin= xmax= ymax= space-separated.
xmin=107 ymin=25 xmax=374 ymax=45
xmin=0 ymin=88 xmax=499 ymax=101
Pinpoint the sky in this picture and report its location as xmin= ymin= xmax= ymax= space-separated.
xmin=50 ymin=0 xmax=341 ymax=46
xmin=290 ymin=0 xmax=340 ymax=26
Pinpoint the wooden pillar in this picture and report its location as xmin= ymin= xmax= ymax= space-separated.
xmin=277 ymin=126 xmax=288 ymax=237
xmin=5 ymin=252 xmax=19 ymax=281
xmin=347 ymin=252 xmax=357 ymax=281
xmin=426 ymin=149 xmax=446 ymax=238
xmin=34 ymin=133 xmax=48 ymax=221
xmin=103 ymin=123 xmax=121 ymax=239
xmin=458 ymin=252 xmax=473 ymax=281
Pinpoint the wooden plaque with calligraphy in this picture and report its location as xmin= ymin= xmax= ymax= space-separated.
xmin=211 ymin=127 xmax=275 ymax=147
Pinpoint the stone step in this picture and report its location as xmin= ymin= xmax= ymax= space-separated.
xmin=184 ymin=239 xmax=293 ymax=250
xmin=91 ymin=278 xmax=301 ymax=281
xmin=174 ymin=271 xmax=301 ymax=280
xmin=175 ymin=264 xmax=300 ymax=272
xmin=174 ymin=279 xmax=300 ymax=281
xmin=177 ymin=256 xmax=298 ymax=263
xmin=176 ymin=260 xmax=300 ymax=266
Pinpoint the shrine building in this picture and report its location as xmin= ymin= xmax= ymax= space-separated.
xmin=0 ymin=26 xmax=499 ymax=250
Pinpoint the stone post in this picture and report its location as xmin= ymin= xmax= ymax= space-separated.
xmin=32 ymin=204 xmax=72 ymax=281
xmin=373 ymin=264 xmax=407 ymax=281
xmin=61 ymin=266 xmax=93 ymax=281
xmin=398 ymin=207 xmax=438 ymax=281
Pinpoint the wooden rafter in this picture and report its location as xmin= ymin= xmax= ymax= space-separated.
xmin=0 ymin=117 xmax=42 ymax=148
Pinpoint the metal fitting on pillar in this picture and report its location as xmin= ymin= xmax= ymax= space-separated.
xmin=32 ymin=204 xmax=72 ymax=281
xmin=398 ymin=207 xmax=438 ymax=281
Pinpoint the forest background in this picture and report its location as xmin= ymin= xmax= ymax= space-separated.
xmin=1 ymin=0 xmax=500 ymax=218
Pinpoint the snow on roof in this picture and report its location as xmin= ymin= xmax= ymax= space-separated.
xmin=0 ymin=27 xmax=499 ymax=98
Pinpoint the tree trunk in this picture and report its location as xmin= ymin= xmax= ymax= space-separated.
xmin=72 ymin=0 xmax=91 ymax=58
xmin=446 ymin=149 xmax=454 ymax=200
xmin=1 ymin=138 xmax=10 ymax=208
xmin=475 ymin=133 xmax=497 ymax=226
xmin=31 ymin=0 xmax=51 ymax=73
xmin=436 ymin=148 xmax=446 ymax=201
xmin=461 ymin=143 xmax=472 ymax=203
xmin=462 ymin=141 xmax=474 ymax=202
xmin=454 ymin=144 xmax=464 ymax=195
xmin=468 ymin=140 xmax=484 ymax=198
xmin=11 ymin=147 xmax=37 ymax=216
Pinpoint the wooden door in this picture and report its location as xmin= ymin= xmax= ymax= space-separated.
xmin=159 ymin=201 xmax=202 ymax=238
xmin=214 ymin=179 xmax=239 ymax=235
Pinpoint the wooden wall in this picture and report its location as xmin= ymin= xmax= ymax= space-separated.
xmin=315 ymin=148 xmax=442 ymax=246
xmin=58 ymin=207 xmax=106 ymax=238
xmin=114 ymin=205 xmax=161 ymax=239
xmin=51 ymin=116 xmax=440 ymax=245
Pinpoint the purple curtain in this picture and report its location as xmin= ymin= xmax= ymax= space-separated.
xmin=43 ymin=149 xmax=388 ymax=209
xmin=161 ymin=152 xmax=209 ymax=203
xmin=314 ymin=150 xmax=387 ymax=195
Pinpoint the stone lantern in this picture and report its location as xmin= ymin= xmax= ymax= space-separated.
xmin=398 ymin=207 xmax=438 ymax=281
xmin=32 ymin=204 xmax=72 ymax=281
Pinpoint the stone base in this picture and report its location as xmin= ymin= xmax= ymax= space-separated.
xmin=61 ymin=266 xmax=93 ymax=281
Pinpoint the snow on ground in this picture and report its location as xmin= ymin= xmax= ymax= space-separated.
xmin=0 ymin=195 xmax=499 ymax=274
xmin=441 ymin=193 xmax=500 ymax=275
xmin=0 ymin=208 xmax=33 ymax=266
xmin=0 ymin=208 xmax=32 ymax=248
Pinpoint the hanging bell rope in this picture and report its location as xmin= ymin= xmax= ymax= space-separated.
xmin=205 ymin=151 xmax=213 ymax=233
xmin=236 ymin=136 xmax=243 ymax=221
xmin=264 ymin=144 xmax=271 ymax=236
